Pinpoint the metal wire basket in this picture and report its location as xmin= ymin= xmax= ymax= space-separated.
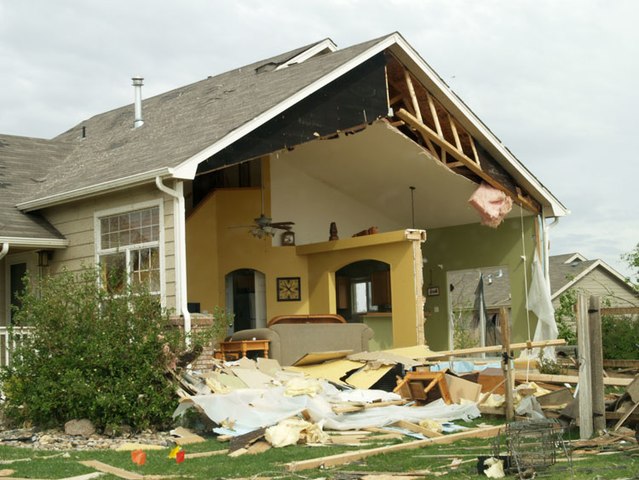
xmin=492 ymin=418 xmax=571 ymax=478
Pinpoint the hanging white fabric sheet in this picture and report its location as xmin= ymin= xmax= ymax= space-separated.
xmin=525 ymin=248 xmax=559 ymax=360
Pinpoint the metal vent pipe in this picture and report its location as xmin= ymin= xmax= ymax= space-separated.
xmin=132 ymin=76 xmax=144 ymax=128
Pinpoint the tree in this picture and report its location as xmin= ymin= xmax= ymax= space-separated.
xmin=621 ymin=242 xmax=639 ymax=288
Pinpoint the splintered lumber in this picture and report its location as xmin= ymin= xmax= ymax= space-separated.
xmin=391 ymin=420 xmax=443 ymax=438
xmin=514 ymin=372 xmax=632 ymax=387
xmin=186 ymin=449 xmax=229 ymax=458
xmin=285 ymin=425 xmax=502 ymax=472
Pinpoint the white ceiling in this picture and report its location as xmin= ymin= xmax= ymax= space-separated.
xmin=272 ymin=121 xmax=530 ymax=231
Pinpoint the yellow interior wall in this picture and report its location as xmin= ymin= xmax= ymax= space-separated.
xmin=303 ymin=234 xmax=421 ymax=347
xmin=186 ymin=186 xmax=310 ymax=318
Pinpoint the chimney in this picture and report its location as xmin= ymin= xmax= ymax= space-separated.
xmin=132 ymin=76 xmax=144 ymax=128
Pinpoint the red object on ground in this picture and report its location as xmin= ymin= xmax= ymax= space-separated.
xmin=131 ymin=449 xmax=147 ymax=466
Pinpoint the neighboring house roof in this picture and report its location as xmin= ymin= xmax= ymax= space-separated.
xmin=549 ymin=253 xmax=638 ymax=305
xmin=0 ymin=134 xmax=69 ymax=245
xmin=3 ymin=32 xmax=568 ymax=242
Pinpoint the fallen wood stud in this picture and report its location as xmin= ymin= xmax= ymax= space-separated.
xmin=514 ymin=372 xmax=632 ymax=387
xmin=285 ymin=425 xmax=503 ymax=472
xmin=78 ymin=461 xmax=143 ymax=480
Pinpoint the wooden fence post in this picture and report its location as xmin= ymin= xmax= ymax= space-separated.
xmin=577 ymin=294 xmax=593 ymax=439
xmin=589 ymin=295 xmax=605 ymax=434
xmin=500 ymin=307 xmax=514 ymax=422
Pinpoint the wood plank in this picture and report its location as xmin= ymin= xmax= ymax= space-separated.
xmin=186 ymin=449 xmax=229 ymax=458
xmin=514 ymin=372 xmax=632 ymax=387
xmin=396 ymin=108 xmax=540 ymax=214
xmin=425 ymin=338 xmax=566 ymax=359
xmin=613 ymin=400 xmax=639 ymax=431
xmin=403 ymin=69 xmax=422 ymax=123
xmin=285 ymin=425 xmax=503 ymax=472
xmin=578 ymin=294 xmax=593 ymax=439
xmin=391 ymin=420 xmax=443 ymax=438
xmin=447 ymin=113 xmax=462 ymax=151
xmin=500 ymin=307 xmax=514 ymax=422
xmin=425 ymin=92 xmax=443 ymax=137
xmin=78 ymin=461 xmax=143 ymax=480
xmin=600 ymin=307 xmax=639 ymax=315
xmin=589 ymin=295 xmax=606 ymax=433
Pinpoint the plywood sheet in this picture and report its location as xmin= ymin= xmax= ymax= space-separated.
xmin=286 ymin=359 xmax=363 ymax=384
xmin=346 ymin=366 xmax=393 ymax=389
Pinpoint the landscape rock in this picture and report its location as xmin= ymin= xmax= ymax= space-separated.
xmin=64 ymin=419 xmax=96 ymax=437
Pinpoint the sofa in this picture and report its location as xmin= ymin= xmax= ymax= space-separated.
xmin=228 ymin=323 xmax=374 ymax=366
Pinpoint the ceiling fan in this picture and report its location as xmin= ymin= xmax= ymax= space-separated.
xmin=230 ymin=185 xmax=294 ymax=238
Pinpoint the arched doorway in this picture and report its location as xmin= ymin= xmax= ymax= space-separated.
xmin=225 ymin=269 xmax=266 ymax=333
xmin=335 ymin=260 xmax=391 ymax=322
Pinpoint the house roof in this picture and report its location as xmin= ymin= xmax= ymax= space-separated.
xmin=549 ymin=252 xmax=634 ymax=299
xmin=16 ymin=36 xmax=384 ymax=211
xmin=4 ymin=33 xmax=567 ymax=241
xmin=0 ymin=134 xmax=69 ymax=246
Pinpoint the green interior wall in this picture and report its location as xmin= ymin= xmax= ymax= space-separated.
xmin=422 ymin=216 xmax=537 ymax=350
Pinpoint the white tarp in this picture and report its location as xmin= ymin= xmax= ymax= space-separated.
xmin=177 ymin=381 xmax=481 ymax=436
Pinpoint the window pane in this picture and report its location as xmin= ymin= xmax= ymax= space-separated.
xmin=100 ymin=253 xmax=126 ymax=294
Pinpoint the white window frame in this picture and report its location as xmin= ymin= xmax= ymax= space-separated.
xmin=94 ymin=200 xmax=165 ymax=305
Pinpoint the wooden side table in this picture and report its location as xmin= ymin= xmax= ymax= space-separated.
xmin=219 ymin=339 xmax=270 ymax=361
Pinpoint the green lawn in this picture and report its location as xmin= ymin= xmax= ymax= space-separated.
xmin=0 ymin=432 xmax=637 ymax=479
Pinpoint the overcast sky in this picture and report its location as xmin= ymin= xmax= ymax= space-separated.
xmin=1 ymin=0 xmax=637 ymax=279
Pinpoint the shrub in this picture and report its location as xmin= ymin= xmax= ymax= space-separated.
xmin=0 ymin=267 xmax=186 ymax=432
xmin=601 ymin=314 xmax=639 ymax=360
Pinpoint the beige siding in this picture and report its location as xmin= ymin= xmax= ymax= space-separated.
xmin=572 ymin=268 xmax=639 ymax=307
xmin=552 ymin=266 xmax=639 ymax=309
xmin=42 ymin=183 xmax=178 ymax=311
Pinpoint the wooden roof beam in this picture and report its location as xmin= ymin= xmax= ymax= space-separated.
xmin=396 ymin=108 xmax=540 ymax=213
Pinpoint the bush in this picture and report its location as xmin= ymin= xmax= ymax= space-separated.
xmin=601 ymin=315 xmax=639 ymax=360
xmin=0 ymin=267 xmax=186 ymax=432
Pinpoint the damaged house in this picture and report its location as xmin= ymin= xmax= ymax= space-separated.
xmin=0 ymin=32 xmax=568 ymax=366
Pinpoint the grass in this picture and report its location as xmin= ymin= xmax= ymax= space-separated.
xmin=0 ymin=428 xmax=637 ymax=479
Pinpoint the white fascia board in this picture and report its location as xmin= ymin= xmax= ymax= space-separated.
xmin=551 ymin=261 xmax=600 ymax=299
xmin=552 ymin=259 xmax=633 ymax=300
xmin=563 ymin=253 xmax=588 ymax=264
xmin=388 ymin=36 xmax=568 ymax=218
xmin=17 ymin=167 xmax=174 ymax=212
xmin=172 ymin=34 xmax=402 ymax=179
xmin=594 ymin=259 xmax=634 ymax=285
xmin=275 ymin=39 xmax=338 ymax=71
xmin=0 ymin=237 xmax=68 ymax=248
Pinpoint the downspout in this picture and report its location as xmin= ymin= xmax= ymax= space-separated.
xmin=543 ymin=216 xmax=560 ymax=282
xmin=155 ymin=177 xmax=191 ymax=341
xmin=0 ymin=242 xmax=9 ymax=261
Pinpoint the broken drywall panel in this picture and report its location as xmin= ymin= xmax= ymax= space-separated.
xmin=286 ymin=359 xmax=363 ymax=385
xmin=230 ymin=368 xmax=275 ymax=389
xmin=292 ymin=350 xmax=353 ymax=366
xmin=347 ymin=351 xmax=421 ymax=369
xmin=382 ymin=345 xmax=434 ymax=360
xmin=257 ymin=357 xmax=282 ymax=377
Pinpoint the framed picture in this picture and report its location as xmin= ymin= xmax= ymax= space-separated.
xmin=427 ymin=286 xmax=440 ymax=297
xmin=277 ymin=277 xmax=301 ymax=301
